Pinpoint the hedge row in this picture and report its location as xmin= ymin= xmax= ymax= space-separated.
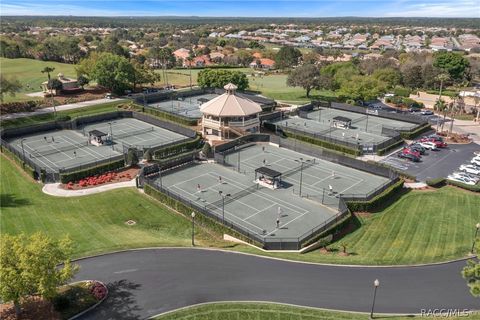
xmin=144 ymin=184 xmax=264 ymax=247
xmin=366 ymin=160 xmax=416 ymax=180
xmin=59 ymin=159 xmax=125 ymax=183
xmin=376 ymin=139 xmax=405 ymax=156
xmin=426 ymin=177 xmax=447 ymax=188
xmin=400 ymin=123 xmax=432 ymax=140
xmin=283 ymin=131 xmax=361 ymax=156
xmin=0 ymin=146 xmax=37 ymax=179
xmin=427 ymin=178 xmax=480 ymax=192
xmin=131 ymin=104 xmax=198 ymax=126
xmin=154 ymin=135 xmax=203 ymax=159
xmin=300 ymin=212 xmax=352 ymax=249
xmin=0 ymin=100 xmax=40 ymax=115
xmin=346 ymin=179 xmax=405 ymax=212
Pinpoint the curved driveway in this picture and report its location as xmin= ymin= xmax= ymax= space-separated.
xmin=74 ymin=248 xmax=478 ymax=319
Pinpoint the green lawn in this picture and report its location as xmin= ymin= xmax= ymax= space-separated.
xmin=153 ymin=303 xmax=480 ymax=320
xmin=0 ymin=155 xmax=219 ymax=258
xmin=233 ymin=187 xmax=480 ymax=265
xmin=0 ymin=58 xmax=78 ymax=102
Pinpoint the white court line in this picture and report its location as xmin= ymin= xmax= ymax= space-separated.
xmin=243 ymin=203 xmax=277 ymax=221
xmin=267 ymin=210 xmax=312 ymax=236
xmin=206 ymin=172 xmax=308 ymax=215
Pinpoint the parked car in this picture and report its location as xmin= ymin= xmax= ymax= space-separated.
xmin=421 ymin=110 xmax=434 ymax=115
xmin=451 ymin=171 xmax=479 ymax=182
xmin=104 ymin=93 xmax=114 ymax=99
xmin=470 ymin=158 xmax=480 ymax=167
xmin=459 ymin=164 xmax=480 ymax=176
xmin=401 ymin=148 xmax=421 ymax=158
xmin=417 ymin=141 xmax=438 ymax=151
xmin=447 ymin=175 xmax=477 ymax=186
xmin=409 ymin=144 xmax=426 ymax=155
xmin=426 ymin=134 xmax=444 ymax=142
xmin=419 ymin=137 xmax=447 ymax=148
xmin=397 ymin=152 xmax=420 ymax=162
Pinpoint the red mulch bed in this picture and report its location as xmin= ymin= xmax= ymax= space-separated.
xmin=0 ymin=296 xmax=60 ymax=320
xmin=437 ymin=131 xmax=471 ymax=144
xmin=60 ymin=167 xmax=139 ymax=190
xmin=48 ymin=88 xmax=109 ymax=106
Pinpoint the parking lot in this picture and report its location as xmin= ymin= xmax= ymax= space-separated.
xmin=381 ymin=142 xmax=480 ymax=181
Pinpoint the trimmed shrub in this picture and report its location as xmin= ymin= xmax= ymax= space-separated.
xmin=426 ymin=178 xmax=446 ymax=188
xmin=60 ymin=159 xmax=125 ymax=183
xmin=393 ymin=87 xmax=411 ymax=97
xmin=154 ymin=135 xmax=203 ymax=159
xmin=0 ymin=100 xmax=40 ymax=115
xmin=446 ymin=180 xmax=480 ymax=192
xmin=376 ymin=139 xmax=404 ymax=156
xmin=400 ymin=123 xmax=432 ymax=140
xmin=129 ymin=104 xmax=198 ymax=127
xmin=144 ymin=183 xmax=264 ymax=247
xmin=126 ymin=149 xmax=139 ymax=166
xmin=346 ymin=179 xmax=405 ymax=212
xmin=283 ymin=131 xmax=361 ymax=156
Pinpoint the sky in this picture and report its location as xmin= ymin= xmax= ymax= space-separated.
xmin=0 ymin=0 xmax=479 ymax=17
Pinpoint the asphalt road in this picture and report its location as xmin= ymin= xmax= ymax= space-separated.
xmin=381 ymin=142 xmax=480 ymax=181
xmin=74 ymin=249 xmax=478 ymax=319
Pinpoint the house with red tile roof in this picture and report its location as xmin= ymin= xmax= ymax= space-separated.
xmin=249 ymin=58 xmax=275 ymax=70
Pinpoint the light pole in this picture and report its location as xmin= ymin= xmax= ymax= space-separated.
xmin=370 ymin=279 xmax=380 ymax=319
xmin=108 ymin=122 xmax=114 ymax=149
xmin=295 ymin=158 xmax=311 ymax=197
xmin=20 ymin=138 xmax=26 ymax=162
xmin=191 ymin=211 xmax=196 ymax=246
xmin=219 ymin=191 xmax=231 ymax=224
xmin=470 ymin=223 xmax=480 ymax=254
xmin=365 ymin=113 xmax=369 ymax=132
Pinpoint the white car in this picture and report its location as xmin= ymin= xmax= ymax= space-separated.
xmin=472 ymin=158 xmax=480 ymax=166
xmin=417 ymin=141 xmax=437 ymax=150
xmin=447 ymin=175 xmax=477 ymax=186
xmin=451 ymin=171 xmax=479 ymax=183
xmin=459 ymin=164 xmax=480 ymax=176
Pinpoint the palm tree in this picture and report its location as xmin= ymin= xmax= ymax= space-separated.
xmin=41 ymin=66 xmax=55 ymax=81
xmin=435 ymin=73 xmax=450 ymax=106
xmin=434 ymin=99 xmax=447 ymax=131
xmin=186 ymin=54 xmax=195 ymax=90
xmin=448 ymin=93 xmax=460 ymax=136
xmin=473 ymin=93 xmax=480 ymax=123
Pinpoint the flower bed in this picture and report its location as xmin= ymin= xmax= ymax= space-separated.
xmin=61 ymin=167 xmax=139 ymax=190
xmin=0 ymin=280 xmax=108 ymax=320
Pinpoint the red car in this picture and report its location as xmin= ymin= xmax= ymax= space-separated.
xmin=401 ymin=148 xmax=421 ymax=158
xmin=420 ymin=137 xmax=447 ymax=148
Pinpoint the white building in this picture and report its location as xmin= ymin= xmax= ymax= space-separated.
xmin=200 ymin=83 xmax=262 ymax=140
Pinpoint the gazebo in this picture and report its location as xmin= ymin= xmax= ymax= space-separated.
xmin=332 ymin=116 xmax=352 ymax=129
xmin=200 ymin=83 xmax=262 ymax=140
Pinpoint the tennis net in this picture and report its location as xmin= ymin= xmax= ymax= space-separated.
xmin=114 ymin=127 xmax=154 ymax=139
xmin=206 ymin=184 xmax=260 ymax=210
xmin=282 ymin=161 xmax=315 ymax=178
xmin=30 ymin=141 xmax=89 ymax=158
xmin=351 ymin=115 xmax=368 ymax=124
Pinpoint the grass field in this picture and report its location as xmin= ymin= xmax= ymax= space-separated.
xmin=153 ymin=303 xmax=480 ymax=320
xmin=0 ymin=155 xmax=219 ymax=258
xmin=0 ymin=57 xmax=335 ymax=104
xmin=236 ymin=187 xmax=480 ymax=265
xmin=0 ymin=58 xmax=78 ymax=102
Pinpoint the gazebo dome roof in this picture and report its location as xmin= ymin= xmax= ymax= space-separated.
xmin=200 ymin=83 xmax=262 ymax=117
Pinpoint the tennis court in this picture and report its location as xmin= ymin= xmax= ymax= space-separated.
xmin=79 ymin=118 xmax=190 ymax=150
xmin=147 ymin=93 xmax=219 ymax=119
xmin=7 ymin=130 xmax=121 ymax=173
xmin=158 ymin=144 xmax=391 ymax=242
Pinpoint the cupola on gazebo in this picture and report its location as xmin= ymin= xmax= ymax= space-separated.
xmin=200 ymin=83 xmax=262 ymax=140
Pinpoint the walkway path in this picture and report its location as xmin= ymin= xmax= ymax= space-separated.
xmin=42 ymin=179 xmax=136 ymax=197
xmin=0 ymin=98 xmax=124 ymax=120
xmin=73 ymin=248 xmax=478 ymax=319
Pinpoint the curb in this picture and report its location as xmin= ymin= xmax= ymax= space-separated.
xmin=147 ymin=301 xmax=480 ymax=319
xmin=68 ymin=280 xmax=108 ymax=320
xmin=71 ymin=246 xmax=477 ymax=269
xmin=42 ymin=179 xmax=136 ymax=197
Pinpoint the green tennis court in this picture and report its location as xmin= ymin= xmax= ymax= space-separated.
xmin=158 ymin=144 xmax=391 ymax=242
xmin=148 ymin=93 xmax=219 ymax=119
